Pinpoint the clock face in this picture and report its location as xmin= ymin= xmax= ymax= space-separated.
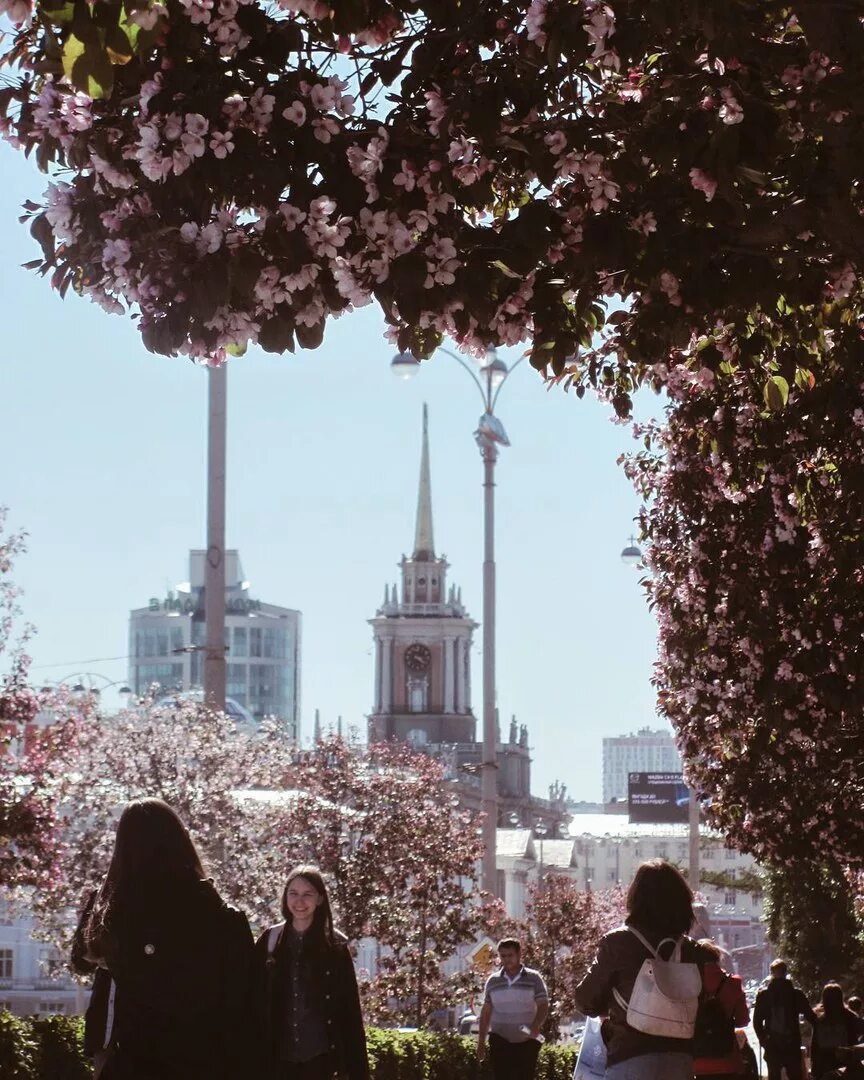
xmin=405 ymin=643 xmax=431 ymax=674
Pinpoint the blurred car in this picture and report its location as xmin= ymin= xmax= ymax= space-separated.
xmin=458 ymin=1014 xmax=480 ymax=1036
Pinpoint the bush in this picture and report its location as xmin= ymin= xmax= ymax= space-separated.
xmin=0 ymin=1012 xmax=578 ymax=1079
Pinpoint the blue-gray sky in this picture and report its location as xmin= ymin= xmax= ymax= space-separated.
xmin=1 ymin=143 xmax=665 ymax=801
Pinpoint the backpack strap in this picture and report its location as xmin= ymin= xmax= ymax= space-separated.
xmin=626 ymin=926 xmax=659 ymax=957
xmin=266 ymin=921 xmax=286 ymax=957
xmin=103 ymin=978 xmax=117 ymax=1049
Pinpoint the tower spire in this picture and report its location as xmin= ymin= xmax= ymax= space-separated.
xmin=413 ymin=403 xmax=435 ymax=560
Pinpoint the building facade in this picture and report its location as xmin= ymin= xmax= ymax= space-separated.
xmin=492 ymin=813 xmax=768 ymax=978
xmin=602 ymin=727 xmax=683 ymax=803
xmin=0 ymin=902 xmax=82 ymax=1017
xmin=128 ymin=550 xmax=301 ymax=739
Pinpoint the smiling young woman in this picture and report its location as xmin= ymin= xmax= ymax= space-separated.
xmin=253 ymin=865 xmax=369 ymax=1080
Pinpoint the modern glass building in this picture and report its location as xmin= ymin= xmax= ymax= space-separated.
xmin=128 ymin=550 xmax=301 ymax=740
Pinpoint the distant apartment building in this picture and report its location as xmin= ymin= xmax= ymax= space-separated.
xmin=0 ymin=902 xmax=81 ymax=1018
xmin=602 ymin=726 xmax=683 ymax=803
xmin=128 ymin=550 xmax=301 ymax=740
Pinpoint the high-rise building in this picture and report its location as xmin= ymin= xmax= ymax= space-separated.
xmin=128 ymin=550 xmax=301 ymax=739
xmin=602 ymin=727 xmax=683 ymax=803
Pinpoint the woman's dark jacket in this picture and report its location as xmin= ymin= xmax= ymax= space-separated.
xmin=811 ymin=1009 xmax=863 ymax=1079
xmin=253 ymin=922 xmax=369 ymax=1080
xmin=575 ymin=923 xmax=711 ymax=1067
xmin=71 ymin=879 xmax=254 ymax=1080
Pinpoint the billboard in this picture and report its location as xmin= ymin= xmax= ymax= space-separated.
xmin=628 ymin=772 xmax=690 ymax=824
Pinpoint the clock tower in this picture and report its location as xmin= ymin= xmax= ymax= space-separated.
xmin=369 ymin=405 xmax=477 ymax=747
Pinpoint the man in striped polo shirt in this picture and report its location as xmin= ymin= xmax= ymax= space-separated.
xmin=477 ymin=938 xmax=549 ymax=1080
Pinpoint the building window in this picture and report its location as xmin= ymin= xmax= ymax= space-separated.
xmin=406 ymin=729 xmax=428 ymax=748
xmin=724 ymin=891 xmax=737 ymax=906
xmin=233 ymin=627 xmax=247 ymax=657
xmin=227 ymin=663 xmax=247 ymax=705
xmin=725 ymin=848 xmax=737 ymax=861
xmin=38 ymin=1002 xmax=66 ymax=1015
xmin=607 ymin=869 xmax=617 ymax=883
xmin=250 ymin=627 xmax=262 ymax=657
xmin=0 ymin=950 xmax=12 ymax=980
xmin=407 ymin=675 xmax=428 ymax=713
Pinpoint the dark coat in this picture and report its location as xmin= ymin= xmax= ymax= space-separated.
xmin=574 ymin=924 xmax=711 ymax=1067
xmin=253 ymin=923 xmax=369 ymax=1080
xmin=71 ymin=880 xmax=254 ymax=1080
xmin=753 ymin=976 xmax=817 ymax=1060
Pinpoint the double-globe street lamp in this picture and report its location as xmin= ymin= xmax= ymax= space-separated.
xmin=392 ymin=346 xmax=524 ymax=896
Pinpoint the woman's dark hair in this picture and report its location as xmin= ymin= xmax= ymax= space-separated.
xmin=84 ymin=799 xmax=205 ymax=955
xmin=697 ymin=938 xmax=723 ymax=962
xmin=625 ymin=859 xmax=695 ymax=937
xmin=816 ymin=983 xmax=846 ymax=1020
xmin=281 ymin=865 xmax=336 ymax=949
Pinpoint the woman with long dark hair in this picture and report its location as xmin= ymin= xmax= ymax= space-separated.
xmin=575 ymin=859 xmax=711 ymax=1080
xmin=254 ymin=864 xmax=368 ymax=1080
xmin=71 ymin=798 xmax=254 ymax=1079
xmin=811 ymin=983 xmax=862 ymax=1080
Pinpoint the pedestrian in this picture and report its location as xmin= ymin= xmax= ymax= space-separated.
xmin=810 ymin=983 xmax=862 ymax=1080
xmin=253 ymin=864 xmax=369 ymax=1080
xmin=692 ymin=939 xmax=750 ymax=1079
xmin=753 ymin=959 xmax=817 ymax=1080
xmin=476 ymin=937 xmax=549 ymax=1080
xmin=848 ymin=998 xmax=864 ymax=1041
xmin=574 ymin=858 xmax=711 ymax=1080
xmin=71 ymin=798 xmax=254 ymax=1079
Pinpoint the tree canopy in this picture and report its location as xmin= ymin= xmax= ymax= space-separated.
xmin=628 ymin=344 xmax=864 ymax=871
xmin=0 ymin=0 xmax=861 ymax=407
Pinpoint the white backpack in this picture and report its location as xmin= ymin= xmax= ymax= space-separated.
xmin=612 ymin=926 xmax=702 ymax=1039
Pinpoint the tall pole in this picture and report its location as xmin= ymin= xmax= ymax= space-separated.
xmin=480 ymin=444 xmax=498 ymax=895
xmin=689 ymin=788 xmax=700 ymax=893
xmin=204 ymin=363 xmax=227 ymax=713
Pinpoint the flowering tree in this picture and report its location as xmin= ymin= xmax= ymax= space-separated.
xmin=0 ymin=509 xmax=67 ymax=892
xmin=627 ymin=354 xmax=864 ymax=872
xmin=28 ymin=697 xmax=282 ymax=950
xmin=520 ymin=878 xmax=625 ymax=1038
xmin=0 ymin=0 xmax=860 ymax=399
xmin=26 ymin=710 xmax=486 ymax=1016
xmin=265 ymin=736 xmax=485 ymax=1028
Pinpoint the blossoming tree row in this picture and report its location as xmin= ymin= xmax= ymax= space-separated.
xmin=0 ymin=0 xmax=860 ymax=407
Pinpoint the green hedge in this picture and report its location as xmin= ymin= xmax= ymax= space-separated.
xmin=0 ymin=1012 xmax=577 ymax=1079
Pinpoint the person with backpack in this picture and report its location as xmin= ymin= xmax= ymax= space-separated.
xmin=692 ymin=939 xmax=750 ymax=1078
xmin=574 ymin=859 xmax=712 ymax=1079
xmin=71 ymin=798 xmax=254 ymax=1079
xmin=252 ymin=864 xmax=369 ymax=1080
xmin=810 ymin=984 xmax=862 ymax=1080
xmin=753 ymin=959 xmax=817 ymax=1080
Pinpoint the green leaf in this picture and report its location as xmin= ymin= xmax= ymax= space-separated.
xmin=105 ymin=23 xmax=135 ymax=65
xmin=490 ymin=259 xmax=521 ymax=279
xmin=40 ymin=0 xmax=76 ymax=25
xmin=763 ymin=375 xmax=789 ymax=412
xmin=794 ymin=368 xmax=815 ymax=391
xmin=61 ymin=33 xmax=87 ymax=82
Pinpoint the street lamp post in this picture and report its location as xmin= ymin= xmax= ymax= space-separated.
xmin=43 ymin=673 xmax=133 ymax=698
xmin=392 ymin=346 xmax=523 ymax=896
xmin=204 ymin=363 xmax=227 ymax=714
